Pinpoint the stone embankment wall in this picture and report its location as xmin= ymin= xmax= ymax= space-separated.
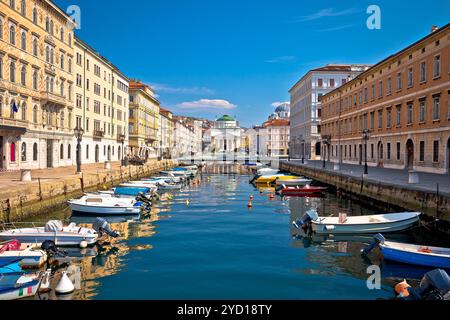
xmin=0 ymin=160 xmax=176 ymax=223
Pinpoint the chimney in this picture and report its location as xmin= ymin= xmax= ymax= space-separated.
xmin=431 ymin=25 xmax=439 ymax=33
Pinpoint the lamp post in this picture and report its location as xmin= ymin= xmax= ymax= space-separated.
xmin=118 ymin=134 xmax=125 ymax=166
xmin=74 ymin=125 xmax=84 ymax=174
xmin=322 ymin=135 xmax=331 ymax=169
xmin=300 ymin=138 xmax=305 ymax=164
xmin=362 ymin=129 xmax=370 ymax=175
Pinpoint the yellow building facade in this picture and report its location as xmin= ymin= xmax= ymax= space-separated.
xmin=128 ymin=80 xmax=160 ymax=160
xmin=0 ymin=0 xmax=76 ymax=170
xmin=73 ymin=37 xmax=129 ymax=164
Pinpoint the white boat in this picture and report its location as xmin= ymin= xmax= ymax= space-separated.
xmin=68 ymin=196 xmax=142 ymax=215
xmin=144 ymin=176 xmax=183 ymax=184
xmin=0 ymin=272 xmax=43 ymax=300
xmin=275 ymin=178 xmax=313 ymax=187
xmin=0 ymin=221 xmax=98 ymax=246
xmin=295 ymin=210 xmax=421 ymax=234
xmin=257 ymin=168 xmax=279 ymax=176
xmin=0 ymin=241 xmax=47 ymax=269
xmin=157 ymin=182 xmax=182 ymax=191
xmin=160 ymin=170 xmax=190 ymax=177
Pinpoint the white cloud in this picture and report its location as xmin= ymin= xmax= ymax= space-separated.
xmin=271 ymin=101 xmax=290 ymax=108
xmin=176 ymin=99 xmax=237 ymax=110
xmin=295 ymin=7 xmax=360 ymax=22
xmin=149 ymin=83 xmax=215 ymax=95
xmin=316 ymin=24 xmax=355 ymax=33
xmin=265 ymin=56 xmax=296 ymax=64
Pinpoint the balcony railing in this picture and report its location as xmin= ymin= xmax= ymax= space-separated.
xmin=40 ymin=91 xmax=68 ymax=107
xmin=93 ymin=130 xmax=105 ymax=138
xmin=0 ymin=118 xmax=28 ymax=134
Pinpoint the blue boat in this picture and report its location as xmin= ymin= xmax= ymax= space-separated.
xmin=0 ymin=272 xmax=41 ymax=300
xmin=380 ymin=240 xmax=450 ymax=269
xmin=0 ymin=258 xmax=22 ymax=274
xmin=114 ymin=187 xmax=152 ymax=197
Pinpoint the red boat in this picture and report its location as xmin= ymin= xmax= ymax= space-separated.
xmin=281 ymin=186 xmax=327 ymax=196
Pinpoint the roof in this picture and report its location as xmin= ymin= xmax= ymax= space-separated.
xmin=263 ymin=119 xmax=290 ymax=127
xmin=217 ymin=115 xmax=235 ymax=122
xmin=322 ymin=23 xmax=450 ymax=100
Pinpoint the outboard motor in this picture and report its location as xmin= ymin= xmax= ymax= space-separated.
xmin=250 ymin=174 xmax=261 ymax=184
xmin=93 ymin=218 xmax=120 ymax=238
xmin=41 ymin=240 xmax=68 ymax=257
xmin=135 ymin=192 xmax=152 ymax=210
xmin=293 ymin=209 xmax=319 ymax=230
xmin=361 ymin=233 xmax=386 ymax=256
xmin=407 ymin=269 xmax=450 ymax=300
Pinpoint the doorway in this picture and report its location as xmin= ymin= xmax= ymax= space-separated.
xmin=359 ymin=144 xmax=363 ymax=165
xmin=377 ymin=141 xmax=383 ymax=167
xmin=46 ymin=139 xmax=53 ymax=168
xmin=406 ymin=139 xmax=414 ymax=170
xmin=0 ymin=136 xmax=3 ymax=169
xmin=447 ymin=138 xmax=450 ymax=173
xmin=95 ymin=145 xmax=99 ymax=163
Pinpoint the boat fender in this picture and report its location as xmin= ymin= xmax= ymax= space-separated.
xmin=55 ymin=271 xmax=75 ymax=295
xmin=361 ymin=233 xmax=386 ymax=256
xmin=79 ymin=241 xmax=88 ymax=249
xmin=324 ymin=225 xmax=335 ymax=231
xmin=395 ymin=280 xmax=411 ymax=298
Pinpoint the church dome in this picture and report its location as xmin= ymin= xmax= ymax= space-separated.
xmin=217 ymin=115 xmax=235 ymax=122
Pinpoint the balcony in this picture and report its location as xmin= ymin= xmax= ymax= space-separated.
xmin=117 ymin=134 xmax=126 ymax=142
xmin=40 ymin=91 xmax=68 ymax=108
xmin=93 ymin=130 xmax=105 ymax=139
xmin=0 ymin=118 xmax=28 ymax=134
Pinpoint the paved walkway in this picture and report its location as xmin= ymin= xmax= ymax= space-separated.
xmin=0 ymin=162 xmax=129 ymax=190
xmin=286 ymin=160 xmax=450 ymax=196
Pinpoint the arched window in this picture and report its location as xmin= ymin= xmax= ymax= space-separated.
xmin=45 ymin=76 xmax=50 ymax=91
xmin=68 ymin=144 xmax=71 ymax=159
xmin=32 ymin=8 xmax=37 ymax=24
xmin=20 ymin=65 xmax=26 ymax=85
xmin=33 ymin=105 xmax=38 ymax=123
xmin=86 ymin=144 xmax=89 ymax=159
xmin=10 ymin=61 xmax=16 ymax=83
xmin=32 ymin=38 xmax=38 ymax=56
xmin=50 ymin=77 xmax=54 ymax=92
xmin=50 ymin=47 xmax=54 ymax=64
xmin=68 ymin=33 xmax=72 ymax=47
xmin=60 ymin=144 xmax=64 ymax=160
xmin=20 ymin=31 xmax=26 ymax=50
xmin=21 ymin=142 xmax=26 ymax=161
xmin=9 ymin=0 xmax=15 ymax=9
xmin=50 ymin=20 xmax=54 ymax=35
xmin=0 ymin=56 xmax=3 ymax=79
xmin=45 ymin=17 xmax=49 ymax=32
xmin=9 ymin=25 xmax=16 ymax=45
xmin=0 ymin=96 xmax=3 ymax=117
xmin=10 ymin=142 xmax=16 ymax=162
xmin=45 ymin=46 xmax=50 ymax=63
xmin=60 ymin=111 xmax=64 ymax=128
xmin=0 ymin=17 xmax=4 ymax=40
xmin=68 ymin=58 xmax=72 ymax=73
xmin=60 ymin=53 xmax=64 ymax=69
xmin=32 ymin=69 xmax=38 ymax=90
xmin=60 ymin=27 xmax=64 ymax=42
xmin=33 ymin=143 xmax=38 ymax=161
xmin=21 ymin=102 xmax=26 ymax=121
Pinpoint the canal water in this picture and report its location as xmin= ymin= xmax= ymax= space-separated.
xmin=28 ymin=174 xmax=448 ymax=300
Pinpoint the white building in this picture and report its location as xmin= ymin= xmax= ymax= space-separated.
xmin=208 ymin=115 xmax=242 ymax=155
xmin=289 ymin=64 xmax=370 ymax=160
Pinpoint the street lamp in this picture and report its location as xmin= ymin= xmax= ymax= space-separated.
xmin=74 ymin=125 xmax=84 ymax=174
xmin=118 ymin=134 xmax=125 ymax=166
xmin=322 ymin=135 xmax=331 ymax=169
xmin=362 ymin=129 xmax=370 ymax=175
xmin=300 ymin=138 xmax=305 ymax=164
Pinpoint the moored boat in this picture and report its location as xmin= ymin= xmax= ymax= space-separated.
xmin=0 ymin=240 xmax=47 ymax=269
xmin=0 ymin=258 xmax=22 ymax=274
xmin=293 ymin=210 xmax=421 ymax=235
xmin=0 ymin=271 xmax=43 ymax=300
xmin=281 ymin=186 xmax=327 ymax=196
xmin=275 ymin=177 xmax=313 ymax=187
xmin=68 ymin=196 xmax=143 ymax=215
xmin=0 ymin=220 xmax=99 ymax=246
xmin=256 ymin=175 xmax=298 ymax=185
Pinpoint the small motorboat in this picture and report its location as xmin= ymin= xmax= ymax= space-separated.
xmin=293 ymin=210 xmax=421 ymax=235
xmin=68 ymin=196 xmax=143 ymax=216
xmin=0 ymin=220 xmax=99 ymax=246
xmin=96 ymin=186 xmax=156 ymax=199
xmin=157 ymin=182 xmax=182 ymax=191
xmin=0 ymin=271 xmax=43 ymax=300
xmin=160 ymin=170 xmax=191 ymax=177
xmin=257 ymin=168 xmax=279 ymax=176
xmin=275 ymin=177 xmax=313 ymax=187
xmin=363 ymin=234 xmax=450 ymax=269
xmin=394 ymin=269 xmax=450 ymax=300
xmin=256 ymin=175 xmax=298 ymax=185
xmin=281 ymin=185 xmax=327 ymax=196
xmin=0 ymin=240 xmax=47 ymax=269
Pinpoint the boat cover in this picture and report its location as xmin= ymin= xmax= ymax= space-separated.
xmin=114 ymin=187 xmax=151 ymax=196
xmin=0 ymin=258 xmax=22 ymax=269
xmin=0 ymin=240 xmax=21 ymax=254
xmin=173 ymin=168 xmax=188 ymax=171
xmin=44 ymin=220 xmax=63 ymax=232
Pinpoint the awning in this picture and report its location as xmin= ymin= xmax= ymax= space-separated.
xmin=0 ymin=125 xmax=27 ymax=134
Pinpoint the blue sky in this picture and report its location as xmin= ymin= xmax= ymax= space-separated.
xmin=55 ymin=0 xmax=449 ymax=127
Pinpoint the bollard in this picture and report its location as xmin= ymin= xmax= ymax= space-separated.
xmin=20 ymin=169 xmax=32 ymax=182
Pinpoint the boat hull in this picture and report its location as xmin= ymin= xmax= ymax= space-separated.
xmin=276 ymin=179 xmax=313 ymax=187
xmin=282 ymin=187 xmax=327 ymax=196
xmin=0 ymin=275 xmax=41 ymax=300
xmin=0 ymin=233 xmax=97 ymax=247
xmin=69 ymin=203 xmax=141 ymax=215
xmin=381 ymin=245 xmax=450 ymax=269
xmin=312 ymin=216 xmax=420 ymax=235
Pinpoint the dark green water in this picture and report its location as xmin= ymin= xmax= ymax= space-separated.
xmin=30 ymin=174 xmax=446 ymax=300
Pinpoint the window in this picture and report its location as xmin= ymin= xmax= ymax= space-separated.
xmin=434 ymin=55 xmax=441 ymax=78
xmin=86 ymin=145 xmax=89 ymax=159
xmin=419 ymin=99 xmax=426 ymax=122
xmin=370 ymin=112 xmax=375 ymax=129
xmin=60 ymin=27 xmax=64 ymax=42
xmin=380 ymin=144 xmax=383 ymax=160
xmin=420 ymin=62 xmax=426 ymax=82
xmin=68 ymin=33 xmax=72 ymax=47
xmin=68 ymin=58 xmax=72 ymax=73
xmin=396 ymin=105 xmax=401 ymax=126
xmin=378 ymin=81 xmax=383 ymax=98
xmin=10 ymin=61 xmax=16 ymax=83
xmin=20 ymin=0 xmax=26 ymax=15
xmin=20 ymin=65 xmax=26 ymax=86
xmin=420 ymin=141 xmax=425 ymax=162
xmin=387 ymin=77 xmax=392 ymax=94
xmin=20 ymin=31 xmax=26 ymax=50
xmin=378 ymin=110 xmax=383 ymax=129
xmin=32 ymin=8 xmax=37 ymax=24
xmin=49 ymin=20 xmax=54 ymax=35
xmin=33 ymin=143 xmax=38 ymax=161
xmin=9 ymin=24 xmax=16 ymax=45
xmin=317 ymin=79 xmax=323 ymax=87
xmin=0 ymin=18 xmax=3 ymax=40
xmin=387 ymin=108 xmax=391 ymax=128
xmin=329 ymin=79 xmax=335 ymax=87
xmin=21 ymin=143 xmax=26 ymax=162
xmin=433 ymin=141 xmax=439 ymax=163
xmin=433 ymin=95 xmax=440 ymax=120
xmin=0 ymin=56 xmax=2 ymax=79
xmin=60 ymin=53 xmax=64 ymax=69
xmin=407 ymin=68 xmax=413 ymax=87
xmin=364 ymin=88 xmax=368 ymax=102
xmin=10 ymin=0 xmax=15 ymax=9
xmin=68 ymin=144 xmax=71 ymax=159
xmin=21 ymin=102 xmax=26 ymax=121
xmin=407 ymin=103 xmax=413 ymax=124
xmin=32 ymin=38 xmax=38 ymax=56
xmin=76 ymin=94 xmax=82 ymax=108
xmin=387 ymin=143 xmax=391 ymax=160
xmin=60 ymin=144 xmax=64 ymax=160
xmin=371 ymin=144 xmax=374 ymax=159
xmin=33 ymin=105 xmax=38 ymax=123
xmin=60 ymin=111 xmax=64 ymax=128
xmin=397 ymin=143 xmax=401 ymax=161
xmin=397 ymin=72 xmax=402 ymax=90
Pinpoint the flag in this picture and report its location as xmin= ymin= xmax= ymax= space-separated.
xmin=12 ymin=101 xmax=18 ymax=113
